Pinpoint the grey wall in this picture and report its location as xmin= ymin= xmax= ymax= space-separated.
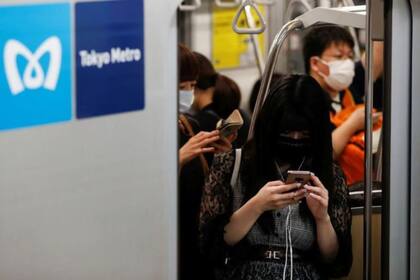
xmin=0 ymin=0 xmax=178 ymax=279
xmin=385 ymin=0 xmax=412 ymax=278
xmin=410 ymin=0 xmax=420 ymax=278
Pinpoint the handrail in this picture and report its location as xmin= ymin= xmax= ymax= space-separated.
xmin=340 ymin=0 xmax=362 ymax=61
xmin=232 ymin=0 xmax=266 ymax=34
xmin=243 ymin=3 xmax=266 ymax=75
xmin=254 ymin=0 xmax=276 ymax=5
xmin=247 ymin=19 xmax=304 ymax=139
xmin=179 ymin=0 xmax=202 ymax=11
xmin=363 ymin=0 xmax=374 ymax=279
xmin=350 ymin=189 xmax=382 ymax=196
xmin=295 ymin=5 xmax=366 ymax=29
xmin=374 ymin=131 xmax=383 ymax=181
xmin=351 ymin=206 xmax=381 ymax=215
xmin=284 ymin=0 xmax=312 ymax=21
xmin=215 ymin=0 xmax=241 ymax=8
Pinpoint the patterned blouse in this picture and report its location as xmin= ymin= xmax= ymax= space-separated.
xmin=199 ymin=151 xmax=352 ymax=280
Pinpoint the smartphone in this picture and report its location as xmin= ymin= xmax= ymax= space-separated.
xmin=286 ymin=170 xmax=312 ymax=186
xmin=219 ymin=123 xmax=242 ymax=138
xmin=216 ymin=109 xmax=244 ymax=138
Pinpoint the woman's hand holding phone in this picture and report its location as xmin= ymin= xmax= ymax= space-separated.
xmin=304 ymin=174 xmax=330 ymax=223
xmin=179 ymin=131 xmax=220 ymax=167
xmin=208 ymin=129 xmax=236 ymax=153
xmin=251 ymin=180 xmax=306 ymax=214
xmin=179 ymin=129 xmax=235 ymax=168
xmin=211 ymin=135 xmax=233 ymax=154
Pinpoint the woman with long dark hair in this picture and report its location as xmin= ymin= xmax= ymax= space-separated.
xmin=200 ymin=75 xmax=352 ymax=279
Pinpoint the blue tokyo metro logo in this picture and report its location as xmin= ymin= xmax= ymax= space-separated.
xmin=75 ymin=0 xmax=145 ymax=119
xmin=0 ymin=3 xmax=72 ymax=131
xmin=4 ymin=36 xmax=62 ymax=96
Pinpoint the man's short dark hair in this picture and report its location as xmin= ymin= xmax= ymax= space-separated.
xmin=303 ymin=25 xmax=355 ymax=74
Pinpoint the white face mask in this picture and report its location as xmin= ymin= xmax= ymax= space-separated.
xmin=179 ymin=90 xmax=194 ymax=113
xmin=318 ymin=58 xmax=355 ymax=91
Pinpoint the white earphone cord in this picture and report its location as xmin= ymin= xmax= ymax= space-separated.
xmin=276 ymin=157 xmax=304 ymax=280
xmin=282 ymin=206 xmax=294 ymax=280
xmin=289 ymin=211 xmax=293 ymax=280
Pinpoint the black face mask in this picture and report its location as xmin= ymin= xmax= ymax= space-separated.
xmin=275 ymin=135 xmax=313 ymax=163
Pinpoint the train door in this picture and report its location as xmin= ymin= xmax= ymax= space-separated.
xmin=408 ymin=0 xmax=420 ymax=277
xmin=383 ymin=0 xmax=420 ymax=278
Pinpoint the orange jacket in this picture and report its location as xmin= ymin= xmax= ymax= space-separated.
xmin=330 ymin=90 xmax=382 ymax=185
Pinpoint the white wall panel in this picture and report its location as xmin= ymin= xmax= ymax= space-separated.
xmin=0 ymin=0 xmax=178 ymax=279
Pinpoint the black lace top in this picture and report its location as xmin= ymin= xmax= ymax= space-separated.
xmin=199 ymin=151 xmax=352 ymax=280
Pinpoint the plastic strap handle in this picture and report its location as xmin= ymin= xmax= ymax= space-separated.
xmin=243 ymin=4 xmax=266 ymax=75
xmin=179 ymin=0 xmax=202 ymax=11
xmin=232 ymin=0 xmax=266 ymax=34
xmin=215 ymin=0 xmax=241 ymax=8
xmin=254 ymin=0 xmax=276 ymax=6
xmin=363 ymin=0 xmax=374 ymax=277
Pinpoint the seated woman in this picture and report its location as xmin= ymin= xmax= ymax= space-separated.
xmin=199 ymin=75 xmax=352 ymax=280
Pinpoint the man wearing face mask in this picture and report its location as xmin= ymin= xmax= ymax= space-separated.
xmin=303 ymin=25 xmax=382 ymax=175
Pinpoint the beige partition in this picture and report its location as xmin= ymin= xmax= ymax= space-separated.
xmin=341 ymin=211 xmax=382 ymax=280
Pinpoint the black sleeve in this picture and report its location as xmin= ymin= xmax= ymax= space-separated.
xmin=325 ymin=164 xmax=353 ymax=277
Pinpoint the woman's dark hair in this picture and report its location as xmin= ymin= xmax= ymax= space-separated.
xmin=179 ymin=44 xmax=199 ymax=83
xmin=241 ymin=74 xmax=334 ymax=233
xmin=212 ymin=75 xmax=241 ymax=119
xmin=303 ymin=25 xmax=355 ymax=74
xmin=249 ymin=73 xmax=284 ymax=114
xmin=193 ymin=52 xmax=218 ymax=90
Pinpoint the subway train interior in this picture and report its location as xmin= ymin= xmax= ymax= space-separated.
xmin=0 ymin=0 xmax=418 ymax=279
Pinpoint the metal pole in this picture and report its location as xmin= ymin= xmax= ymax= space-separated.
xmin=179 ymin=0 xmax=202 ymax=11
xmin=215 ymin=0 xmax=241 ymax=8
xmin=254 ymin=0 xmax=276 ymax=5
xmin=284 ymin=0 xmax=312 ymax=21
xmin=364 ymin=0 xmax=373 ymax=278
xmin=248 ymin=19 xmax=303 ymax=140
xmin=341 ymin=0 xmax=362 ymax=61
